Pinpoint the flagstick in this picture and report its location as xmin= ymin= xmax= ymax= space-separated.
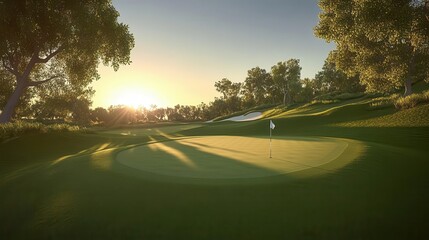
xmin=269 ymin=124 xmax=272 ymax=158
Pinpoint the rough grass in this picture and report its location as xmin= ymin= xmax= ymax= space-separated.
xmin=394 ymin=90 xmax=429 ymax=110
xmin=1 ymin=97 xmax=429 ymax=239
xmin=0 ymin=121 xmax=84 ymax=141
xmin=368 ymin=93 xmax=400 ymax=110
xmin=314 ymin=92 xmax=365 ymax=101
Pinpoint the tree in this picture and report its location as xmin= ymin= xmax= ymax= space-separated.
xmin=214 ymin=78 xmax=241 ymax=99
xmin=90 ymin=107 xmax=109 ymax=125
xmin=214 ymin=78 xmax=242 ymax=114
xmin=315 ymin=0 xmax=429 ymax=96
xmin=297 ymin=78 xmax=315 ymax=102
xmin=313 ymin=59 xmax=363 ymax=95
xmin=107 ymin=105 xmax=136 ymax=125
xmin=32 ymin=77 xmax=94 ymax=123
xmin=0 ymin=0 xmax=134 ymax=123
xmin=242 ymin=67 xmax=272 ymax=106
xmin=271 ymin=59 xmax=302 ymax=105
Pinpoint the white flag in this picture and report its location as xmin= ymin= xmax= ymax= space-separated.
xmin=270 ymin=120 xmax=275 ymax=129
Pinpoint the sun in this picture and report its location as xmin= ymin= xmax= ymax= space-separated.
xmin=112 ymin=88 xmax=159 ymax=108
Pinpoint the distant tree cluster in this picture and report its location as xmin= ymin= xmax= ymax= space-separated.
xmin=89 ymin=104 xmax=211 ymax=125
xmin=0 ymin=56 xmax=365 ymax=125
xmin=204 ymin=58 xmax=364 ymax=117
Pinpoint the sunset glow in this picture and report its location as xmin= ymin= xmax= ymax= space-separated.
xmin=111 ymin=88 xmax=159 ymax=109
xmin=90 ymin=0 xmax=333 ymax=109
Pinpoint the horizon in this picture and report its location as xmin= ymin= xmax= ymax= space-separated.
xmin=91 ymin=0 xmax=334 ymax=109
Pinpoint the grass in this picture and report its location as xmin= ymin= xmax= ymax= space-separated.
xmin=117 ymin=136 xmax=360 ymax=180
xmin=394 ymin=90 xmax=429 ymax=110
xmin=1 ymin=97 xmax=429 ymax=239
xmin=0 ymin=121 xmax=84 ymax=141
xmin=314 ymin=92 xmax=366 ymax=101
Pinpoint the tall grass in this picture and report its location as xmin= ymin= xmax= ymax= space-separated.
xmin=0 ymin=121 xmax=84 ymax=141
xmin=394 ymin=90 xmax=429 ymax=110
xmin=368 ymin=94 xmax=400 ymax=110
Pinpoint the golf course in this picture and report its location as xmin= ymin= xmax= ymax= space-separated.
xmin=2 ymin=0 xmax=429 ymax=239
xmin=1 ymin=95 xmax=429 ymax=239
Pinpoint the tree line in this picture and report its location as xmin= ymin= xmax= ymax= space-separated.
xmin=0 ymin=56 xmax=364 ymax=125
xmin=1 ymin=0 xmax=428 ymax=124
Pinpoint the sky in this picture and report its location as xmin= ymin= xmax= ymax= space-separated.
xmin=91 ymin=0 xmax=334 ymax=108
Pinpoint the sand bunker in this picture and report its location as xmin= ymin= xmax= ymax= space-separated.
xmin=221 ymin=112 xmax=263 ymax=122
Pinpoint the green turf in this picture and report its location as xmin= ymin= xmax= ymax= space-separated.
xmin=1 ymin=98 xmax=429 ymax=239
xmin=117 ymin=136 xmax=361 ymax=180
xmin=99 ymin=123 xmax=202 ymax=136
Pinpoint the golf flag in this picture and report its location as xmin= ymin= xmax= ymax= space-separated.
xmin=270 ymin=120 xmax=275 ymax=129
xmin=269 ymin=120 xmax=275 ymax=158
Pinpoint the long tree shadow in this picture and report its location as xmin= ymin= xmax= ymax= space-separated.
xmin=117 ymin=138 xmax=296 ymax=181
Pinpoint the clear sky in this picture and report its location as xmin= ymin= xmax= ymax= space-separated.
xmin=91 ymin=0 xmax=334 ymax=108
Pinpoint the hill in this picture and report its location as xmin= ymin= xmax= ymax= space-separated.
xmin=1 ymin=94 xmax=429 ymax=239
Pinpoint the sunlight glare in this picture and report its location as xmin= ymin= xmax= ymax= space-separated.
xmin=112 ymin=88 xmax=159 ymax=108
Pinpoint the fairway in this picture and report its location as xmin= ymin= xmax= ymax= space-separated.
xmin=101 ymin=123 xmax=202 ymax=136
xmin=117 ymin=136 xmax=362 ymax=179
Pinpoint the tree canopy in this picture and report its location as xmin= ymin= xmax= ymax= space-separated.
xmin=314 ymin=59 xmax=363 ymax=95
xmin=315 ymin=0 xmax=429 ymax=95
xmin=0 ymin=0 xmax=134 ymax=123
xmin=271 ymin=59 xmax=302 ymax=105
xmin=242 ymin=67 xmax=273 ymax=106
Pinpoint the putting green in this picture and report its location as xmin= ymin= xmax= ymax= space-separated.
xmin=117 ymin=136 xmax=363 ymax=179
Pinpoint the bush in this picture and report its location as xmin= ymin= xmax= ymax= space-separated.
xmin=368 ymin=94 xmax=400 ymax=110
xmin=394 ymin=90 xmax=429 ymax=110
xmin=309 ymin=99 xmax=340 ymax=105
xmin=0 ymin=121 xmax=83 ymax=141
xmin=335 ymin=92 xmax=365 ymax=100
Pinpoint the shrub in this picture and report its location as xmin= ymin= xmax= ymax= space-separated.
xmin=310 ymin=99 xmax=340 ymax=105
xmin=335 ymin=92 xmax=365 ymax=100
xmin=368 ymin=94 xmax=400 ymax=110
xmin=0 ymin=121 xmax=84 ymax=141
xmin=394 ymin=90 xmax=429 ymax=110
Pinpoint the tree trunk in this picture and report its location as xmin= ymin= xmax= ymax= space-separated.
xmin=404 ymin=52 xmax=415 ymax=97
xmin=283 ymin=91 xmax=287 ymax=106
xmin=0 ymin=51 xmax=39 ymax=123
xmin=404 ymin=76 xmax=413 ymax=96
xmin=0 ymin=81 xmax=28 ymax=123
xmin=283 ymin=83 xmax=288 ymax=106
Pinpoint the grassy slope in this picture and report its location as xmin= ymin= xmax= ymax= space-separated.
xmin=1 ymin=99 xmax=429 ymax=239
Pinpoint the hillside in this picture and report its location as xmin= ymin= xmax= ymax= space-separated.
xmin=1 ymin=95 xmax=429 ymax=239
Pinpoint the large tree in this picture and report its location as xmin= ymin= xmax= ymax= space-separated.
xmin=313 ymin=59 xmax=363 ymax=95
xmin=214 ymin=78 xmax=241 ymax=99
xmin=214 ymin=78 xmax=242 ymax=114
xmin=0 ymin=0 xmax=134 ymax=123
xmin=271 ymin=59 xmax=302 ymax=105
xmin=32 ymin=78 xmax=94 ymax=123
xmin=242 ymin=67 xmax=272 ymax=106
xmin=315 ymin=0 xmax=429 ymax=96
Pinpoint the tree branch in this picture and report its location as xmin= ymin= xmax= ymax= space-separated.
xmin=1 ymin=58 xmax=20 ymax=77
xmin=6 ymin=52 xmax=19 ymax=72
xmin=36 ymin=46 xmax=64 ymax=64
xmin=425 ymin=0 xmax=429 ymax=21
xmin=28 ymin=75 xmax=60 ymax=86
